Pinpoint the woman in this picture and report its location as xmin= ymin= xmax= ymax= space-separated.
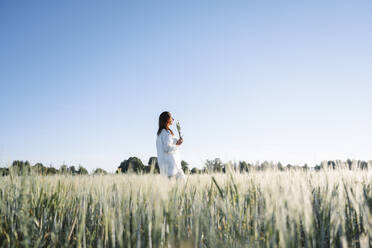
xmin=156 ymin=111 xmax=185 ymax=180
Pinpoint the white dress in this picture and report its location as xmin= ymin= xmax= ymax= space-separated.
xmin=156 ymin=129 xmax=185 ymax=180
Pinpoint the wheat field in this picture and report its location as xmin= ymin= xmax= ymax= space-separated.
xmin=0 ymin=169 xmax=371 ymax=247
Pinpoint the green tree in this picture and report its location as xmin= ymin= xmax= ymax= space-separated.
xmin=260 ymin=161 xmax=273 ymax=171
xmin=93 ymin=168 xmax=108 ymax=175
xmin=239 ymin=161 xmax=252 ymax=173
xmin=181 ymin=160 xmax=189 ymax=174
xmin=11 ymin=160 xmax=31 ymax=175
xmin=60 ymin=165 xmax=68 ymax=174
xmin=360 ymin=161 xmax=368 ymax=170
xmin=205 ymin=158 xmax=224 ymax=173
xmin=118 ymin=157 xmax=145 ymax=174
xmin=0 ymin=167 xmax=9 ymax=176
xmin=347 ymin=159 xmax=353 ymax=170
xmin=145 ymin=157 xmax=160 ymax=174
xmin=46 ymin=166 xmax=58 ymax=175
xmin=190 ymin=167 xmax=201 ymax=174
xmin=327 ymin=160 xmax=336 ymax=169
xmin=33 ymin=163 xmax=47 ymax=175
xmin=77 ymin=165 xmax=89 ymax=175
xmin=277 ymin=162 xmax=284 ymax=171
xmin=68 ymin=166 xmax=77 ymax=175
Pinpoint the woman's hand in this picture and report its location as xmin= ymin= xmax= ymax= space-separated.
xmin=176 ymin=138 xmax=183 ymax=145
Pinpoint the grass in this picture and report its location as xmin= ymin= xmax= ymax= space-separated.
xmin=0 ymin=169 xmax=371 ymax=247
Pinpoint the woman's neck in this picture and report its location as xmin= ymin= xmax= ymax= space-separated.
xmin=165 ymin=127 xmax=173 ymax=135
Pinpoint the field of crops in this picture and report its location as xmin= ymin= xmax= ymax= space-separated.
xmin=1 ymin=169 xmax=371 ymax=247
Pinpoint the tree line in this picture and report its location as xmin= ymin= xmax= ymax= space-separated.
xmin=115 ymin=157 xmax=371 ymax=174
xmin=0 ymin=160 xmax=107 ymax=176
xmin=116 ymin=156 xmax=190 ymax=174
xmin=0 ymin=158 xmax=370 ymax=176
xmin=195 ymin=158 xmax=371 ymax=173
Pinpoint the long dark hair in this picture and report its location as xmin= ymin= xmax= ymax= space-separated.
xmin=157 ymin=111 xmax=174 ymax=136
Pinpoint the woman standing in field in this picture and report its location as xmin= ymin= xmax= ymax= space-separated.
xmin=156 ymin=111 xmax=185 ymax=180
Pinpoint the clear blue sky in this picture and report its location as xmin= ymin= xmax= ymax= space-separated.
xmin=1 ymin=1 xmax=371 ymax=172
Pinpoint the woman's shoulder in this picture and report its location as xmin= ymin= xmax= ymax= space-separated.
xmin=159 ymin=129 xmax=170 ymax=136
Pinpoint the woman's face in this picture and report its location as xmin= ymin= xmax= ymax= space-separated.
xmin=167 ymin=115 xmax=174 ymax=127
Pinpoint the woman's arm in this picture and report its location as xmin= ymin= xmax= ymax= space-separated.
xmin=161 ymin=132 xmax=179 ymax=154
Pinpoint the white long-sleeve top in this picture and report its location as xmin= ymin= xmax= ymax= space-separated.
xmin=156 ymin=129 xmax=183 ymax=177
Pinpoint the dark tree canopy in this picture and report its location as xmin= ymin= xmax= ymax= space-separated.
xmin=239 ymin=161 xmax=252 ymax=173
xmin=78 ymin=166 xmax=89 ymax=175
xmin=205 ymin=158 xmax=224 ymax=173
xmin=0 ymin=168 xmax=9 ymax=176
xmin=46 ymin=166 xmax=58 ymax=175
xmin=190 ymin=167 xmax=201 ymax=174
xmin=93 ymin=168 xmax=108 ymax=175
xmin=118 ymin=157 xmax=145 ymax=173
xmin=145 ymin=157 xmax=160 ymax=173
xmin=33 ymin=163 xmax=47 ymax=175
xmin=11 ymin=160 xmax=31 ymax=175
xmin=68 ymin=166 xmax=77 ymax=174
xmin=60 ymin=165 xmax=68 ymax=174
xmin=181 ymin=160 xmax=189 ymax=174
